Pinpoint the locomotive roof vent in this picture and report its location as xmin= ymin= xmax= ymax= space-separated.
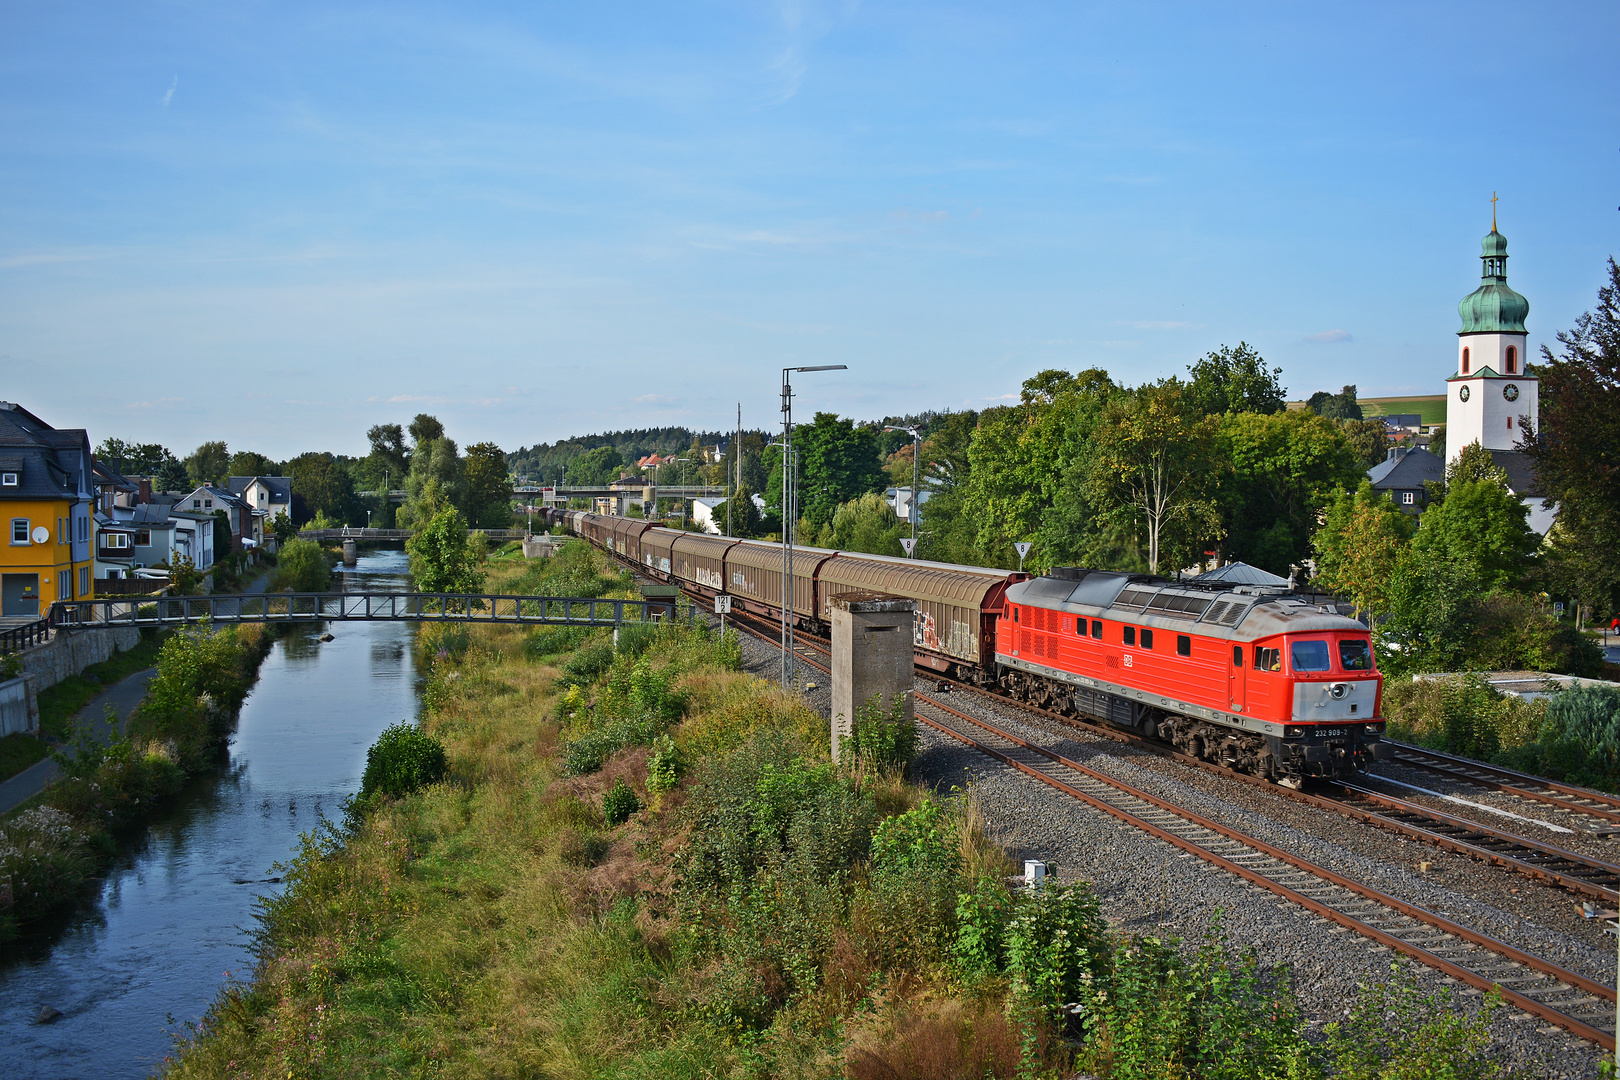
xmin=1047 ymin=566 xmax=1088 ymax=581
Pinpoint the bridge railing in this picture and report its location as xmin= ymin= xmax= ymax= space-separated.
xmin=0 ymin=618 xmax=50 ymax=654
xmin=297 ymin=528 xmax=529 ymax=542
xmin=47 ymin=592 xmax=688 ymax=630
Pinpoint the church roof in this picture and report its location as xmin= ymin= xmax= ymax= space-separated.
xmin=1366 ymin=447 xmax=1444 ymax=489
xmin=1459 ymin=227 xmax=1528 ymax=334
xmin=1486 ymin=449 xmax=1544 ymax=499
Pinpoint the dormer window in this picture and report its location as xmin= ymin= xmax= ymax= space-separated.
xmin=1461 ymin=347 xmax=1470 ymax=374
xmin=1 ymin=472 xmax=16 ymax=487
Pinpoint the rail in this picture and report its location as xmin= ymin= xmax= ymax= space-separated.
xmin=0 ymin=618 xmax=51 ymax=653
xmin=47 ymin=592 xmax=688 ymax=629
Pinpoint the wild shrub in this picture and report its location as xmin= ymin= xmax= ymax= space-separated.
xmin=418 ymin=623 xmax=472 ymax=662
xmin=270 ymin=538 xmax=332 ymax=593
xmin=845 ymin=692 xmax=917 ymax=772
xmin=525 ymin=625 xmax=596 ymax=659
xmin=953 ymin=874 xmax=1016 ymax=981
xmin=866 ymin=800 xmax=964 ymax=964
xmin=1383 ymin=675 xmax=1545 ymax=759
xmin=646 ymin=734 xmax=684 ymax=792
xmin=0 ymin=806 xmax=95 ymax=923
xmin=1325 ymin=962 xmax=1500 ymax=1079
xmin=1518 ymin=684 xmax=1620 ymax=789
xmin=559 ymin=713 xmax=662 ymax=776
xmin=1002 ymin=879 xmax=1110 ymax=1028
xmin=602 ymin=778 xmax=642 ymax=826
xmin=613 ymin=621 xmax=660 ymax=658
xmin=558 ymin=643 xmax=615 ymax=689
xmin=360 ymin=722 xmax=448 ymax=798
xmin=598 ymin=655 xmax=688 ymax=724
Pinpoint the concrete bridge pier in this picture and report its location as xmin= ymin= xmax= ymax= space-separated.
xmin=342 ymin=539 xmax=358 ymax=566
xmin=830 ymin=593 xmax=916 ymax=766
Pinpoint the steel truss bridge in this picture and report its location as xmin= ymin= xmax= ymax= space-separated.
xmin=43 ymin=591 xmax=687 ymax=632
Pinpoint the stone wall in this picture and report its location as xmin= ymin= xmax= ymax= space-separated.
xmin=18 ymin=626 xmax=143 ymax=695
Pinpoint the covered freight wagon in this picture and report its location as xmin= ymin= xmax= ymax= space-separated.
xmin=723 ymin=540 xmax=838 ymax=622
xmin=670 ymin=534 xmax=740 ymax=594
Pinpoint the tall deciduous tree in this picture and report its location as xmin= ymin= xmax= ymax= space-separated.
xmin=1185 ymin=342 xmax=1286 ymax=415
xmin=1340 ymin=418 xmax=1390 ymax=473
xmin=1524 ymin=257 xmax=1620 ymax=618
xmin=1410 ymin=475 xmax=1540 ymax=591
xmin=1312 ymin=481 xmax=1415 ymax=622
xmin=226 ymin=451 xmax=277 ymax=478
xmin=398 ymin=438 xmax=465 ymax=529
xmin=409 ymin=413 xmax=445 ymax=447
xmin=367 ymin=423 xmax=410 ymax=477
xmin=463 ymin=441 xmax=514 ymax=529
xmin=287 ymin=452 xmax=358 ymax=526
xmin=796 ymin=412 xmax=884 ymax=529
xmin=1217 ymin=410 xmax=1359 ymax=576
xmin=1085 ymin=383 xmax=1218 ymax=575
xmin=406 ymin=505 xmax=484 ymax=595
xmin=185 ymin=441 xmax=230 ymax=487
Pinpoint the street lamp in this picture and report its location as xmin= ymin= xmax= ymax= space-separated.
xmin=676 ymin=458 xmax=693 ymax=525
xmin=884 ymin=424 xmax=923 ymax=557
xmin=780 ymin=364 xmax=847 ymax=688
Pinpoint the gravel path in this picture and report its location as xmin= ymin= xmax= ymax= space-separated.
xmin=719 ymin=617 xmax=1610 ymax=1077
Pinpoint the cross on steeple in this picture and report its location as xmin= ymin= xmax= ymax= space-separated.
xmin=1491 ymin=191 xmax=1498 ymax=231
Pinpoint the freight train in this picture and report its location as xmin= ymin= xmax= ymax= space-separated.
xmin=563 ymin=512 xmax=1390 ymax=785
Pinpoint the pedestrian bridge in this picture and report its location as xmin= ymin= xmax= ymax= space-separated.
xmin=296 ymin=528 xmax=528 ymax=542
xmin=47 ymin=591 xmax=685 ymax=631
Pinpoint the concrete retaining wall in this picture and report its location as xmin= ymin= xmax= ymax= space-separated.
xmin=0 ymin=674 xmax=39 ymax=737
xmin=18 ymin=626 xmax=143 ymax=695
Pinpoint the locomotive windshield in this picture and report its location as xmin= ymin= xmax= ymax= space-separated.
xmin=1289 ymin=640 xmax=1331 ymax=672
xmin=1339 ymin=639 xmax=1372 ymax=671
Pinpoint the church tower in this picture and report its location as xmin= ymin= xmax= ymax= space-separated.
xmin=1445 ymin=197 xmax=1536 ymax=465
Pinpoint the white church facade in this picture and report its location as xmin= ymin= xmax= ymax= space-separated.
xmin=1442 ymin=209 xmax=1557 ymax=535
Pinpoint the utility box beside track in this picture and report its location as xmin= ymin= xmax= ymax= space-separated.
xmin=831 ymin=592 xmax=916 ymax=765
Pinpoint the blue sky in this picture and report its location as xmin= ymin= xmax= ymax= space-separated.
xmin=3 ymin=1 xmax=1617 ymax=459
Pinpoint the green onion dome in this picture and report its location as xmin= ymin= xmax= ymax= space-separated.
xmin=1459 ymin=229 xmax=1528 ymax=333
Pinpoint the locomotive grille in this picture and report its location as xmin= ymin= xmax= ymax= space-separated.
xmin=1219 ymin=603 xmax=1251 ymax=626
xmin=1115 ymin=587 xmax=1155 ymax=609
xmin=1202 ymin=601 xmax=1230 ymax=623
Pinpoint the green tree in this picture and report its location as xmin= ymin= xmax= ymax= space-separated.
xmin=716 ymin=486 xmax=762 ymax=537
xmin=406 ymin=505 xmax=485 ymax=595
xmin=1341 ymin=418 xmax=1390 ymax=473
xmin=367 ymin=423 xmax=410 ymax=477
xmin=287 ymin=452 xmax=358 ymax=526
xmin=463 ymin=441 xmax=514 ymax=528
xmin=211 ymin=509 xmax=233 ymax=559
xmin=156 ymin=456 xmax=190 ymax=493
xmin=1085 ymin=382 xmax=1219 ymax=575
xmin=796 ymin=413 xmax=885 ymax=529
xmin=272 ymin=538 xmax=332 ymax=592
xmin=97 ymin=440 xmax=180 ymax=477
xmin=398 ymin=438 xmax=465 ymax=529
xmin=185 ymin=441 xmax=230 ymax=487
xmin=566 ymin=444 xmax=624 ymax=486
xmin=1307 ymin=385 xmax=1364 ymax=421
xmin=914 ymin=409 xmax=979 ymax=564
xmin=813 ymin=492 xmax=905 ymax=555
xmin=1312 ymin=481 xmax=1415 ymax=622
xmin=409 ymin=413 xmax=445 ymax=447
xmin=1184 ymin=341 xmax=1285 ymax=415
xmin=269 ymin=510 xmax=297 ymax=545
xmin=226 ymin=451 xmax=276 ymax=478
xmin=1217 ymin=410 xmax=1359 ymax=575
xmin=1410 ymin=476 xmax=1540 ymax=591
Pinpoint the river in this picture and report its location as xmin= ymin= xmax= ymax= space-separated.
xmin=0 ymin=550 xmax=419 ymax=1078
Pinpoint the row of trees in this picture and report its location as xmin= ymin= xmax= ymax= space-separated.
xmin=94 ymin=412 xmax=514 ymax=531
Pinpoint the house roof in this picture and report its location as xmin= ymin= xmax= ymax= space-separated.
xmin=93 ymin=459 xmax=140 ymax=492
xmin=1190 ymin=561 xmax=1290 ymax=587
xmin=227 ymin=475 xmax=293 ymax=503
xmin=1366 ymin=447 xmax=1445 ymax=489
xmin=0 ymin=401 xmax=92 ymax=501
xmin=129 ymin=503 xmax=175 ymax=526
xmin=1487 ymin=449 xmax=1544 ymax=498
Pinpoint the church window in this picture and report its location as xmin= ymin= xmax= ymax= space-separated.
xmin=1461 ymin=347 xmax=1470 ymax=374
xmin=1507 ymin=417 xmax=1514 ymax=430
xmin=1506 ymin=346 xmax=1517 ymax=373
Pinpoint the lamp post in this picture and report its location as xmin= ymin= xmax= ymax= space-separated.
xmin=676 ymin=457 xmax=693 ymax=526
xmin=884 ymin=424 xmax=923 ymax=556
xmin=779 ymin=365 xmax=847 ymax=688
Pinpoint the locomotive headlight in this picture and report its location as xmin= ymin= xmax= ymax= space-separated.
xmin=1285 ymin=726 xmax=1305 ymax=738
xmin=1329 ymin=682 xmax=1350 ymax=699
xmin=1364 ymin=722 xmax=1384 ymax=734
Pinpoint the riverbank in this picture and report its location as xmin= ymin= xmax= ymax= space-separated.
xmin=0 ymin=622 xmax=277 ymax=940
xmin=162 ymin=542 xmax=1507 ymax=1079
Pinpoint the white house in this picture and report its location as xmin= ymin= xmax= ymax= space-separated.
xmin=227 ymin=476 xmax=293 ymax=544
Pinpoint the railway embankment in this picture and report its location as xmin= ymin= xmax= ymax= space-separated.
xmin=159 ymin=542 xmax=1523 ymax=1079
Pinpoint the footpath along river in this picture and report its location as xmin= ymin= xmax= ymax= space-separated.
xmin=0 ymin=550 xmax=420 ymax=1079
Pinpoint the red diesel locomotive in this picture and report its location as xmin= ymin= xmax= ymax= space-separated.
xmin=566 ymin=513 xmax=1388 ymax=785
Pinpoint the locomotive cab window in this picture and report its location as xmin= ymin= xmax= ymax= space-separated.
xmin=1254 ymin=646 xmax=1281 ymax=672
xmin=1091 ymin=619 xmax=1103 ymax=639
xmin=1176 ymin=634 xmax=1191 ymax=657
xmin=1339 ymin=639 xmax=1372 ymax=671
xmin=1140 ymin=628 xmax=1154 ymax=650
xmin=1290 ymin=640 xmax=1331 ymax=672
xmin=1012 ymin=607 xmax=1019 ymax=623
xmin=1232 ymin=645 xmax=1243 ymax=667
xmin=1123 ymin=626 xmax=1135 ymax=646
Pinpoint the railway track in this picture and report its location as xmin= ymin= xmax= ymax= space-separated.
xmin=1388 ymin=743 xmax=1620 ymax=832
xmin=711 ymin=604 xmax=1619 ymax=1047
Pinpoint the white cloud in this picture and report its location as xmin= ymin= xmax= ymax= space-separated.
xmin=1306 ymin=329 xmax=1352 ymax=343
xmin=161 ymin=76 xmax=177 ymax=108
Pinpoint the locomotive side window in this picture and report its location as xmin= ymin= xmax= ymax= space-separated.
xmin=1140 ymin=629 xmax=1154 ymax=650
xmin=1013 ymin=607 xmax=1019 ymax=623
xmin=1290 ymin=640 xmax=1331 ymax=672
xmin=1176 ymin=634 xmax=1191 ymax=657
xmin=1076 ymin=618 xmax=1085 ymax=635
xmin=1232 ymin=645 xmax=1243 ymax=667
xmin=1254 ymin=646 xmax=1281 ymax=672
xmin=1091 ymin=619 xmax=1103 ymax=639
xmin=1123 ymin=626 xmax=1136 ymax=646
xmin=1339 ymin=639 xmax=1371 ymax=671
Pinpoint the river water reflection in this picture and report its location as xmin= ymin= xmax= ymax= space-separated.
xmin=0 ymin=550 xmax=419 ymax=1078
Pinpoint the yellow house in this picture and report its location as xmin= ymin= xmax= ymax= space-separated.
xmin=1 ymin=402 xmax=95 ymax=618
